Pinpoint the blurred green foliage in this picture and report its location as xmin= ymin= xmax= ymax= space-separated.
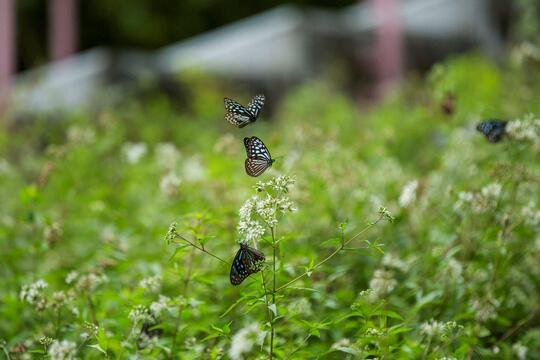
xmin=1 ymin=52 xmax=540 ymax=359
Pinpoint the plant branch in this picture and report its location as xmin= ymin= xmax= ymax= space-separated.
xmin=275 ymin=214 xmax=384 ymax=292
xmin=87 ymin=294 xmax=98 ymax=326
xmin=270 ymin=226 xmax=277 ymax=360
xmin=170 ymin=246 xmax=196 ymax=359
xmin=500 ymin=304 xmax=540 ymax=341
xmin=175 ymin=234 xmax=229 ymax=265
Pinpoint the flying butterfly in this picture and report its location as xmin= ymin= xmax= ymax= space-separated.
xmin=476 ymin=119 xmax=507 ymax=143
xmin=244 ymin=136 xmax=274 ymax=177
xmin=224 ymin=94 xmax=265 ymax=128
xmin=230 ymin=242 xmax=266 ymax=285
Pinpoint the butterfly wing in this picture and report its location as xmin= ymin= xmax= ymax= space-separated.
xmin=244 ymin=136 xmax=273 ymax=177
xmin=245 ymin=158 xmax=272 ymax=177
xmin=246 ymin=94 xmax=265 ymax=119
xmin=230 ymin=244 xmax=265 ymax=285
xmin=476 ymin=120 xmax=507 ymax=143
xmin=224 ymin=98 xmax=253 ymax=128
xmin=230 ymin=247 xmax=248 ymax=285
xmin=244 ymin=136 xmax=272 ymax=161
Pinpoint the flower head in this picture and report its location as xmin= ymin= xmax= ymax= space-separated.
xmin=122 ymin=142 xmax=147 ymax=164
xmin=20 ymin=279 xmax=48 ymax=311
xmin=398 ymin=180 xmax=418 ymax=207
xmin=228 ymin=324 xmax=267 ymax=360
xmin=48 ymin=340 xmax=76 ymax=360
xmin=368 ymin=269 xmax=397 ymax=298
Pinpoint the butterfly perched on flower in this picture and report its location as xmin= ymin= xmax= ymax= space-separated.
xmin=476 ymin=119 xmax=507 ymax=143
xmin=230 ymin=242 xmax=266 ymax=285
xmin=224 ymin=95 xmax=265 ymax=128
xmin=244 ymin=136 xmax=274 ymax=177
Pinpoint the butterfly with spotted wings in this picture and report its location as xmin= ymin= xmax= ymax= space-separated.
xmin=230 ymin=242 xmax=266 ymax=285
xmin=244 ymin=136 xmax=274 ymax=177
xmin=476 ymin=119 xmax=507 ymax=143
xmin=224 ymin=94 xmax=265 ymax=128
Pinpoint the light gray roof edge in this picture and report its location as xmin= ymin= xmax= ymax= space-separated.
xmin=156 ymin=5 xmax=305 ymax=72
xmin=339 ymin=0 xmax=494 ymax=35
xmin=14 ymin=47 xmax=111 ymax=87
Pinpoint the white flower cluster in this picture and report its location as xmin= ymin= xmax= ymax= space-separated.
xmin=138 ymin=275 xmax=162 ymax=293
xmin=237 ymin=204 xmax=266 ymax=244
xmin=149 ymin=295 xmax=172 ymax=317
xmin=160 ymin=171 xmax=181 ymax=197
xmin=20 ymin=279 xmax=48 ymax=311
xmin=381 ymin=253 xmax=409 ymax=272
xmin=470 ymin=298 xmax=500 ymax=322
xmin=184 ymin=337 xmax=204 ymax=355
xmin=155 ymin=142 xmax=181 ymax=170
xmin=50 ymin=291 xmax=73 ymax=310
xmin=368 ymin=269 xmax=397 ymax=298
xmin=43 ymin=221 xmax=63 ymax=245
xmin=357 ymin=289 xmax=378 ymax=303
xmin=454 ymin=182 xmax=502 ymax=213
xmin=237 ymin=176 xmax=296 ymax=244
xmin=122 ymin=142 xmax=148 ymax=164
xmin=48 ymin=340 xmax=77 ymax=360
xmin=521 ymin=201 xmax=540 ymax=227
xmin=128 ymin=305 xmax=153 ymax=324
xmin=420 ymin=319 xmax=462 ymax=340
xmin=255 ymin=175 xmax=296 ymax=194
xmin=330 ymin=338 xmax=353 ymax=350
xmin=447 ymin=258 xmax=463 ymax=282
xmin=228 ymin=324 xmax=267 ymax=360
xmin=66 ymin=272 xmax=107 ymax=293
xmin=365 ymin=328 xmax=384 ymax=337
xmin=66 ymin=125 xmax=96 ymax=145
xmin=182 ymin=156 xmax=206 ymax=182
xmin=512 ymin=342 xmax=528 ymax=360
xmin=398 ymin=180 xmax=418 ymax=208
xmin=506 ymin=114 xmax=540 ymax=144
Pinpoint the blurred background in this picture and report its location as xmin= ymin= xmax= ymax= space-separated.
xmin=0 ymin=0 xmax=533 ymax=116
xmin=2 ymin=1 xmax=540 ymax=357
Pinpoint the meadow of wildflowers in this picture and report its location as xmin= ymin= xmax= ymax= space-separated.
xmin=1 ymin=52 xmax=540 ymax=359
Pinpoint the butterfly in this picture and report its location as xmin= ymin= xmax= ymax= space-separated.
xmin=224 ymin=94 xmax=265 ymax=128
xmin=476 ymin=119 xmax=507 ymax=143
xmin=244 ymin=136 xmax=274 ymax=177
xmin=230 ymin=242 xmax=266 ymax=285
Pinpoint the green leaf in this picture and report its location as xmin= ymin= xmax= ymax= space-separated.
xmin=321 ymin=237 xmax=341 ymax=248
xmin=220 ymin=297 xmax=247 ymax=318
xmin=87 ymin=344 xmax=108 ymax=357
xmin=372 ymin=309 xmax=403 ymax=320
xmin=335 ymin=347 xmax=359 ymax=355
xmin=167 ymin=244 xmax=190 ymax=262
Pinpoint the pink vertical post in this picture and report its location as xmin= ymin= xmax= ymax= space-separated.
xmin=48 ymin=0 xmax=79 ymax=61
xmin=371 ymin=0 xmax=403 ymax=95
xmin=0 ymin=0 xmax=16 ymax=106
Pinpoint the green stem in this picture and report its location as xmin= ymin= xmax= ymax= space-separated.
xmin=270 ymin=226 xmax=277 ymax=360
xmin=55 ymin=308 xmax=61 ymax=338
xmin=1 ymin=343 xmax=11 ymax=360
xmin=87 ymin=294 xmax=98 ymax=326
xmin=170 ymin=247 xmax=195 ymax=359
xmin=276 ymin=215 xmax=383 ymax=292
xmin=260 ymin=271 xmax=272 ymax=322
xmin=175 ymin=234 xmax=229 ymax=265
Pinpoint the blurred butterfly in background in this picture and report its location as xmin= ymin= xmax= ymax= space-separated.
xmin=230 ymin=242 xmax=266 ymax=285
xmin=244 ymin=136 xmax=274 ymax=177
xmin=476 ymin=119 xmax=507 ymax=143
xmin=224 ymin=94 xmax=265 ymax=128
